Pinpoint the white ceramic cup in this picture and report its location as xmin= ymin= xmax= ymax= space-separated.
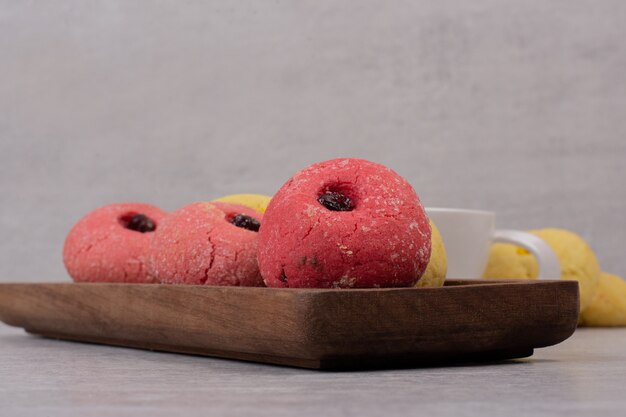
xmin=426 ymin=208 xmax=561 ymax=279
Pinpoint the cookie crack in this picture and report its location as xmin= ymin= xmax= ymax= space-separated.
xmin=233 ymin=247 xmax=241 ymax=286
xmin=301 ymin=215 xmax=322 ymax=241
xmin=201 ymin=232 xmax=216 ymax=285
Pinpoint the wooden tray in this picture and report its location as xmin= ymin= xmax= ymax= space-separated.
xmin=0 ymin=279 xmax=579 ymax=370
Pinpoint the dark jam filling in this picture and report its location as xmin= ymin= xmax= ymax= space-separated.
xmin=317 ymin=192 xmax=353 ymax=211
xmin=231 ymin=214 xmax=261 ymax=232
xmin=125 ymin=214 xmax=156 ymax=233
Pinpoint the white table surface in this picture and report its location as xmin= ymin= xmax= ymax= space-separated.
xmin=1 ymin=324 xmax=625 ymax=417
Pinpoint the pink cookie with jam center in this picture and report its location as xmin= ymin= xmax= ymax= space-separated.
xmin=149 ymin=202 xmax=264 ymax=286
xmin=258 ymin=158 xmax=431 ymax=288
xmin=63 ymin=203 xmax=167 ymax=283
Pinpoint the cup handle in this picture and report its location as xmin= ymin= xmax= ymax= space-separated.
xmin=492 ymin=230 xmax=561 ymax=279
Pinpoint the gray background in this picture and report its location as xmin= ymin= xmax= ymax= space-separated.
xmin=1 ymin=0 xmax=625 ymax=282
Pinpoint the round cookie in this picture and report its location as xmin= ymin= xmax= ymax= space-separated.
xmin=149 ymin=202 xmax=264 ymax=286
xmin=213 ymin=194 xmax=272 ymax=213
xmin=63 ymin=203 xmax=167 ymax=283
xmin=482 ymin=243 xmax=539 ymax=280
xmin=482 ymin=228 xmax=600 ymax=311
xmin=416 ymin=220 xmax=447 ymax=288
xmin=579 ymin=272 xmax=626 ymax=327
xmin=258 ymin=158 xmax=431 ymax=288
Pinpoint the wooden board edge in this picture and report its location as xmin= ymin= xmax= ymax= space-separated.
xmin=25 ymin=328 xmax=324 ymax=369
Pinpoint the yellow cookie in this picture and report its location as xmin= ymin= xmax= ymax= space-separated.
xmin=416 ymin=220 xmax=447 ymax=288
xmin=482 ymin=243 xmax=538 ymax=279
xmin=579 ymin=272 xmax=626 ymax=326
xmin=532 ymin=228 xmax=600 ymax=312
xmin=213 ymin=194 xmax=272 ymax=213
xmin=483 ymin=228 xmax=600 ymax=312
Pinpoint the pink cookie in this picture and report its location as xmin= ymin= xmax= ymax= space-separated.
xmin=149 ymin=202 xmax=264 ymax=286
xmin=258 ymin=158 xmax=431 ymax=288
xmin=63 ymin=203 xmax=167 ymax=283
